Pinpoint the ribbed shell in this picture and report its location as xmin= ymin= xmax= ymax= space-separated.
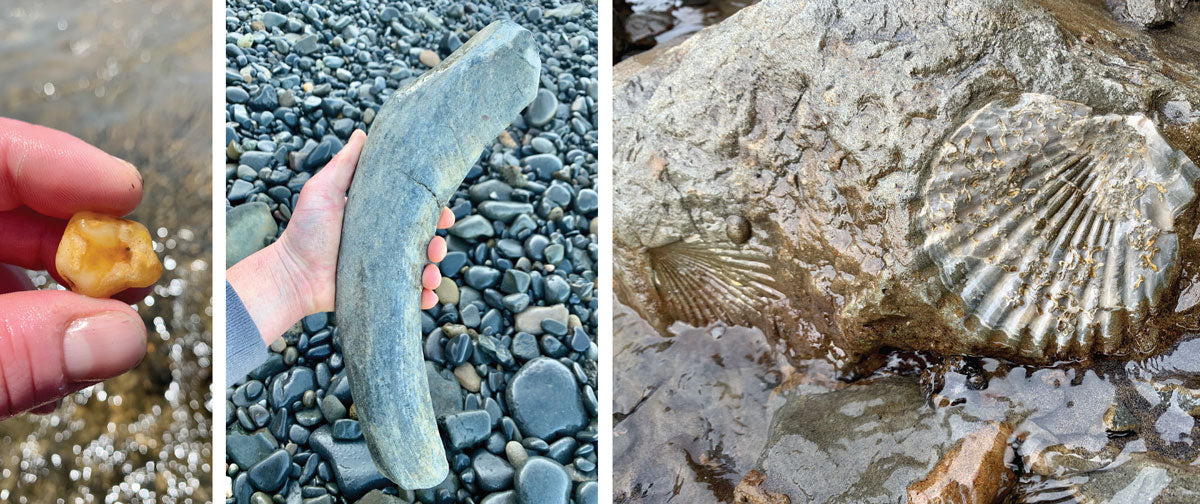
xmin=920 ymin=93 xmax=1198 ymax=359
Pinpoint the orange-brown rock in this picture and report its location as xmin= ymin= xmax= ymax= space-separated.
xmin=907 ymin=422 xmax=1015 ymax=504
xmin=733 ymin=470 xmax=790 ymax=504
xmin=55 ymin=211 xmax=162 ymax=298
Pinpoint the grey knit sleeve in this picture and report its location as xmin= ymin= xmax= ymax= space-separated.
xmin=226 ymin=281 xmax=267 ymax=384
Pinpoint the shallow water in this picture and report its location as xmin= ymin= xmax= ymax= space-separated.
xmin=0 ymin=0 xmax=213 ymax=502
xmin=617 ymin=0 xmax=756 ymax=59
xmin=615 ymin=294 xmax=1200 ymax=502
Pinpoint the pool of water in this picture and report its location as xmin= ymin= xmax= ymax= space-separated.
xmin=0 ymin=0 xmax=213 ymax=502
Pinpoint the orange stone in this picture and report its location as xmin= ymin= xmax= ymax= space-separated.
xmin=55 ymin=211 xmax=162 ymax=298
xmin=907 ymin=421 xmax=1016 ymax=504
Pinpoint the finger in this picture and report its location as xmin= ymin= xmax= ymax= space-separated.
xmin=0 ymin=290 xmax=146 ymax=419
xmin=0 ymin=118 xmax=142 ymax=219
xmin=427 ymin=236 xmax=447 ymax=263
xmin=422 ymin=264 xmax=441 ymax=290
xmin=30 ymin=400 xmax=59 ymax=415
xmin=0 ymin=207 xmax=67 ymax=278
xmin=0 ymin=265 xmax=35 ymax=294
xmin=420 ymin=289 xmax=438 ymax=310
xmin=308 ymin=129 xmax=366 ymax=196
xmin=437 ymin=207 xmax=455 ymax=229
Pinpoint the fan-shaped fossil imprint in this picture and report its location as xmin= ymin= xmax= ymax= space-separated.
xmin=920 ymin=93 xmax=1199 ymax=360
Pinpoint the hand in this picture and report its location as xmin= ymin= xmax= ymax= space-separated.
xmin=229 ymin=129 xmax=456 ymax=343
xmin=0 ymin=118 xmax=148 ymax=419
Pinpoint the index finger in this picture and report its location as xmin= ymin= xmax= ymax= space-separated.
xmin=0 ymin=118 xmax=143 ymax=219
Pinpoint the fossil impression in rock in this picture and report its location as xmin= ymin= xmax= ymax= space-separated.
xmin=920 ymin=93 xmax=1198 ymax=360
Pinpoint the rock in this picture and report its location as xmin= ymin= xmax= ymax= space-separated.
xmin=907 ymin=422 xmax=1016 ymax=504
xmin=269 ymin=366 xmax=315 ymax=409
xmin=307 ymin=425 xmax=391 ymax=501
xmin=506 ymin=357 xmax=586 ymax=439
xmin=227 ymin=86 xmax=249 ymax=103
xmin=449 ymin=214 xmax=495 ymax=240
xmin=1106 ymin=0 xmax=1190 ymax=27
xmin=525 ymin=88 xmax=558 ymax=127
xmin=227 ymin=432 xmax=277 ymax=469
xmin=331 ymin=418 xmax=363 ymax=440
xmin=320 ymin=394 xmax=347 ymax=422
xmin=514 ymin=456 xmax=570 ymax=504
xmin=472 ymin=452 xmax=515 ymax=493
xmin=261 ymin=12 xmax=287 ymax=29
xmin=511 ymin=332 xmax=540 ymax=361
xmin=427 ymin=361 xmax=464 ymax=419
xmin=477 ymin=201 xmax=534 ymax=222
xmin=226 ymin=202 xmax=277 ymax=266
xmin=434 ymin=277 xmax=460 ymax=305
xmin=293 ymin=34 xmax=318 ymax=54
xmin=514 ymin=305 xmax=568 ymax=335
xmin=612 ymin=0 xmax=1200 ymax=368
xmin=454 ymin=362 xmax=481 ymax=392
xmin=523 ymin=153 xmax=562 ymax=180
xmin=501 ymin=269 xmax=531 ymax=294
xmin=247 ymin=449 xmax=290 ymax=493
xmin=543 ymin=275 xmax=570 ymax=303
xmin=442 ymin=410 xmax=492 ymax=450
xmin=464 ymin=265 xmax=501 ymax=289
xmin=419 ymin=49 xmax=441 ymax=67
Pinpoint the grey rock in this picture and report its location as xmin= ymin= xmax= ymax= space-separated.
xmin=472 ymin=452 xmax=515 ymax=493
xmin=442 ymin=410 xmax=492 ymax=450
xmin=514 ymin=304 xmax=568 ymax=335
xmin=226 ymin=202 xmax=277 ymax=266
xmin=335 ymin=21 xmax=540 ymax=489
xmin=612 ymin=0 xmax=1200 ymax=366
xmin=449 ymin=214 xmax=495 ymax=240
xmin=513 ymin=456 xmax=570 ymax=504
xmin=525 ymin=88 xmax=558 ymax=127
xmin=506 ymin=357 xmax=586 ymax=439
xmin=308 ymin=425 xmax=391 ymax=500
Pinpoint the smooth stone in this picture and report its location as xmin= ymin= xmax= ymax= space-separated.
xmin=544 ymin=275 xmax=570 ymax=303
xmin=514 ymin=456 xmax=570 ymax=504
xmin=465 ymin=265 xmax=501 ymax=289
xmin=473 ymin=452 xmax=515 ymax=493
xmin=454 ymin=363 xmax=482 ymax=392
xmin=477 ymin=201 xmax=534 ymax=223
xmin=524 ymin=154 xmax=563 ymax=180
xmin=525 ymin=89 xmax=558 ymax=127
xmin=427 ymin=361 xmax=464 ymax=419
xmin=449 ymin=214 xmax=495 ymax=240
xmin=270 ymin=366 xmax=315 ymax=409
xmin=514 ymin=305 xmax=569 ymax=335
xmin=227 ymin=86 xmax=249 ymax=103
xmin=507 ymin=358 xmax=586 ymax=439
xmin=501 ymin=269 xmax=531 ymax=294
xmin=302 ymin=312 xmax=328 ymax=333
xmin=434 ymin=277 xmax=460 ymax=305
xmin=575 ymin=481 xmax=598 ymax=504
xmin=228 ymin=432 xmax=277 ymax=469
xmin=307 ymin=425 xmax=390 ymax=501
xmin=331 ymin=419 xmax=362 ymax=440
xmin=262 ymin=12 xmax=287 ymax=28
xmin=443 ymin=410 xmax=493 ymax=450
xmin=293 ymin=34 xmax=318 ymax=54
xmin=511 ymin=332 xmax=540 ymax=361
xmin=503 ymin=293 xmax=532 ymax=313
xmin=320 ymin=394 xmax=347 ymax=422
xmin=248 ymin=449 xmax=291 ymax=493
xmin=419 ymin=49 xmax=441 ymax=67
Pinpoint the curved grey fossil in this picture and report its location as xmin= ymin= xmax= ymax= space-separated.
xmin=920 ymin=93 xmax=1199 ymax=360
xmin=335 ymin=20 xmax=540 ymax=489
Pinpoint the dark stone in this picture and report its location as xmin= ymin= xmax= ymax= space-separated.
xmin=248 ymin=449 xmax=291 ymax=493
xmin=513 ymin=456 xmax=570 ymax=504
xmin=442 ymin=410 xmax=493 ymax=450
xmin=307 ymin=425 xmax=391 ymax=501
xmin=506 ymin=358 xmax=586 ymax=439
xmin=472 ymin=452 xmax=515 ymax=493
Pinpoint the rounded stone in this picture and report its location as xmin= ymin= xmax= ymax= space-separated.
xmin=506 ymin=358 xmax=586 ymax=439
xmin=514 ymin=456 xmax=570 ymax=504
xmin=525 ymin=89 xmax=558 ymax=127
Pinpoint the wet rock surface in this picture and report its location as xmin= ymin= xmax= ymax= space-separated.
xmin=613 ymin=0 xmax=1200 ymax=370
xmin=225 ymin=0 xmax=598 ymax=502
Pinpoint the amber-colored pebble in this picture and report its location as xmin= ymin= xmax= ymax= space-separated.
xmin=55 ymin=211 xmax=162 ymax=298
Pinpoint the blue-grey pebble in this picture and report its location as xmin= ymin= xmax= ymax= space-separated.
xmin=506 ymin=358 xmax=586 ymax=439
xmin=513 ymin=456 xmax=570 ymax=504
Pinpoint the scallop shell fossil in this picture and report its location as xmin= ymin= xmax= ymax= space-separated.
xmin=920 ymin=93 xmax=1198 ymax=360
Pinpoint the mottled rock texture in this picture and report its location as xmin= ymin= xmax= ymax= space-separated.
xmin=613 ymin=0 xmax=1200 ymax=369
xmin=335 ymin=20 xmax=540 ymax=489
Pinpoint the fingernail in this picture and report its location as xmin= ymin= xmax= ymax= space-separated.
xmin=62 ymin=311 xmax=147 ymax=382
xmin=117 ymin=157 xmax=142 ymax=183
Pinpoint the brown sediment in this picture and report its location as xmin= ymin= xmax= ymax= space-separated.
xmin=907 ymin=421 xmax=1016 ymax=504
xmin=733 ymin=470 xmax=791 ymax=504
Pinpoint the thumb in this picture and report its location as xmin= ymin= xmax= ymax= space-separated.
xmin=0 ymin=290 xmax=146 ymax=418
